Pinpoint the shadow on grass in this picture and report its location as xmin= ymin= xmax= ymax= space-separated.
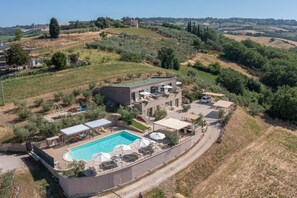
xmin=21 ymin=156 xmax=65 ymax=198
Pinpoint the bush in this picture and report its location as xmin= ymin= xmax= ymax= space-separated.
xmin=208 ymin=62 xmax=221 ymax=75
xmin=26 ymin=121 xmax=37 ymax=135
xmin=17 ymin=105 xmax=32 ymax=120
xmin=93 ymin=94 xmax=104 ymax=106
xmin=13 ymin=127 xmax=30 ymax=141
xmin=42 ymin=101 xmax=53 ymax=112
xmin=166 ymin=133 xmax=178 ymax=146
xmin=68 ymin=53 xmax=79 ymax=65
xmin=63 ymin=160 xmax=86 ymax=178
xmin=148 ymin=188 xmax=165 ymax=198
xmin=82 ymin=89 xmax=92 ymax=100
xmin=62 ymin=94 xmax=75 ymax=106
xmin=85 ymin=105 xmax=106 ymax=121
xmin=118 ymin=106 xmax=139 ymax=124
xmin=51 ymin=52 xmax=67 ymax=70
xmin=33 ymin=98 xmax=44 ymax=107
xmin=39 ymin=121 xmax=61 ymax=137
xmin=249 ymin=102 xmax=265 ymax=116
xmin=120 ymin=52 xmax=142 ymax=63
xmin=181 ymin=104 xmax=191 ymax=112
xmin=53 ymin=91 xmax=64 ymax=102
xmin=0 ymin=171 xmax=14 ymax=198
xmin=153 ymin=107 xmax=167 ymax=121
xmin=72 ymin=88 xmax=81 ymax=97
xmin=88 ymin=81 xmax=96 ymax=90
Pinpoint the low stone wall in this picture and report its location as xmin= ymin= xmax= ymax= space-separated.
xmin=57 ymin=127 xmax=203 ymax=197
xmin=0 ymin=143 xmax=26 ymax=153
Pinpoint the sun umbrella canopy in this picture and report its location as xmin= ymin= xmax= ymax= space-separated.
xmin=139 ymin=91 xmax=151 ymax=96
xmin=114 ymin=144 xmax=132 ymax=152
xmin=133 ymin=138 xmax=150 ymax=148
xmin=92 ymin=152 xmax=111 ymax=162
xmin=163 ymin=85 xmax=172 ymax=89
xmin=149 ymin=132 xmax=166 ymax=140
xmin=176 ymin=81 xmax=182 ymax=85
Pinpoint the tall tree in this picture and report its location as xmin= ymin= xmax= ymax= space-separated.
xmin=187 ymin=21 xmax=192 ymax=32
xmin=157 ymin=47 xmax=180 ymax=70
xmin=49 ymin=17 xmax=60 ymax=38
xmin=6 ymin=44 xmax=29 ymax=66
xmin=14 ymin=29 xmax=23 ymax=41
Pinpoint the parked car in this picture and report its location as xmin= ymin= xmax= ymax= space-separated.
xmin=200 ymin=96 xmax=212 ymax=103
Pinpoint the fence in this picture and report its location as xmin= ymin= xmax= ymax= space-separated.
xmin=32 ymin=144 xmax=55 ymax=167
xmin=56 ymin=127 xmax=202 ymax=197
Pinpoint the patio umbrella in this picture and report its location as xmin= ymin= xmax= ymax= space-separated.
xmin=163 ymin=85 xmax=172 ymax=89
xmin=133 ymin=138 xmax=150 ymax=149
xmin=92 ymin=152 xmax=111 ymax=163
xmin=139 ymin=91 xmax=151 ymax=96
xmin=149 ymin=132 xmax=166 ymax=140
xmin=176 ymin=81 xmax=182 ymax=85
xmin=114 ymin=144 xmax=132 ymax=153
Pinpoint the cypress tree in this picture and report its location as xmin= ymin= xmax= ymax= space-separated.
xmin=187 ymin=21 xmax=192 ymax=32
xmin=197 ymin=25 xmax=200 ymax=36
xmin=49 ymin=17 xmax=60 ymax=38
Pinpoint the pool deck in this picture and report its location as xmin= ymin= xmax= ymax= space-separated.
xmin=43 ymin=126 xmax=146 ymax=169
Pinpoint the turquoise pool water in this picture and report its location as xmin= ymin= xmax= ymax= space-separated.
xmin=69 ymin=131 xmax=140 ymax=161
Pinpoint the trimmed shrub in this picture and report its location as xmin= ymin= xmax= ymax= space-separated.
xmin=13 ymin=127 xmax=30 ymax=141
xmin=33 ymin=98 xmax=44 ymax=107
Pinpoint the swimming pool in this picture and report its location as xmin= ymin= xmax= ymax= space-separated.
xmin=65 ymin=131 xmax=140 ymax=161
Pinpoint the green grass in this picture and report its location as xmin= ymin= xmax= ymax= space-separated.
xmin=131 ymin=119 xmax=150 ymax=131
xmin=179 ymin=67 xmax=217 ymax=85
xmin=0 ymin=35 xmax=14 ymax=42
xmin=3 ymin=62 xmax=165 ymax=102
xmin=60 ymin=28 xmax=90 ymax=34
xmin=106 ymin=28 xmax=163 ymax=39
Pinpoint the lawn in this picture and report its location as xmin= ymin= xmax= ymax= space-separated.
xmin=106 ymin=28 xmax=163 ymax=39
xmin=179 ymin=67 xmax=217 ymax=85
xmin=3 ymin=62 xmax=165 ymax=102
xmin=131 ymin=119 xmax=150 ymax=131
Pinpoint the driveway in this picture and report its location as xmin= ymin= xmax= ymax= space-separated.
xmin=99 ymin=103 xmax=221 ymax=198
xmin=0 ymin=153 xmax=27 ymax=172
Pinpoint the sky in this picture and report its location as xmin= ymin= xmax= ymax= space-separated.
xmin=0 ymin=0 xmax=297 ymax=27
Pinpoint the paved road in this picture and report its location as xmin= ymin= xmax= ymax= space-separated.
xmin=100 ymin=119 xmax=221 ymax=198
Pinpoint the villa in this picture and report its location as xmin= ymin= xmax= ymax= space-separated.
xmin=101 ymin=76 xmax=182 ymax=117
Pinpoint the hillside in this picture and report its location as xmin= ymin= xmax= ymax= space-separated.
xmin=106 ymin=27 xmax=164 ymax=39
xmin=145 ymin=108 xmax=297 ymax=198
xmin=225 ymin=34 xmax=297 ymax=49
xmin=182 ymin=52 xmax=255 ymax=78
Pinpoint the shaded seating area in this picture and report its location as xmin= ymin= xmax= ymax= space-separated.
xmin=153 ymin=118 xmax=193 ymax=142
xmin=138 ymin=145 xmax=154 ymax=155
xmin=182 ymin=113 xmax=201 ymax=123
xmin=84 ymin=119 xmax=112 ymax=135
xmin=100 ymin=161 xmax=118 ymax=170
xmin=122 ymin=153 xmax=139 ymax=162
xmin=213 ymin=100 xmax=235 ymax=112
xmin=60 ymin=124 xmax=90 ymax=143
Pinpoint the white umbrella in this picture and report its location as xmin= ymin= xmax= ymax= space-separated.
xmin=133 ymin=138 xmax=150 ymax=149
xmin=149 ymin=132 xmax=166 ymax=140
xmin=139 ymin=91 xmax=151 ymax=96
xmin=163 ymin=85 xmax=172 ymax=89
xmin=92 ymin=152 xmax=111 ymax=163
xmin=176 ymin=81 xmax=182 ymax=85
xmin=114 ymin=144 xmax=132 ymax=153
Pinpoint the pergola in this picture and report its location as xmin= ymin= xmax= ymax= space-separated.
xmin=203 ymin=92 xmax=225 ymax=97
xmin=84 ymin=119 xmax=112 ymax=132
xmin=153 ymin=118 xmax=193 ymax=140
xmin=182 ymin=113 xmax=201 ymax=122
xmin=213 ymin=100 xmax=234 ymax=111
xmin=60 ymin=124 xmax=90 ymax=142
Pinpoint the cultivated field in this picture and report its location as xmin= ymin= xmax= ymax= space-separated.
xmin=106 ymin=28 xmax=163 ymax=39
xmin=182 ymin=52 xmax=255 ymax=78
xmin=225 ymin=34 xmax=297 ymax=49
xmin=2 ymin=61 xmax=163 ymax=103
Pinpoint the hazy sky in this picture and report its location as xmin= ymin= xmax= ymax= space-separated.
xmin=1 ymin=0 xmax=297 ymax=27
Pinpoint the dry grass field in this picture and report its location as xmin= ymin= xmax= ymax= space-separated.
xmin=182 ymin=52 xmax=255 ymax=78
xmin=225 ymin=34 xmax=297 ymax=49
xmin=146 ymin=108 xmax=297 ymax=198
xmin=19 ymin=31 xmax=101 ymax=54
